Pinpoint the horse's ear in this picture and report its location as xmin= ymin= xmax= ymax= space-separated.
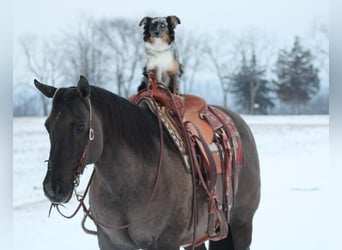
xmin=139 ymin=16 xmax=151 ymax=27
xmin=34 ymin=79 xmax=57 ymax=98
xmin=77 ymin=75 xmax=90 ymax=98
xmin=166 ymin=16 xmax=181 ymax=29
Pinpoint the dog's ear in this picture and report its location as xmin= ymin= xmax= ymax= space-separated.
xmin=139 ymin=17 xmax=152 ymax=27
xmin=166 ymin=16 xmax=181 ymax=29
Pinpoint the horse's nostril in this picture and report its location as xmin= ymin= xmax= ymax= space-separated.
xmin=43 ymin=181 xmax=56 ymax=198
xmin=43 ymin=177 xmax=63 ymax=198
xmin=44 ymin=181 xmax=68 ymax=203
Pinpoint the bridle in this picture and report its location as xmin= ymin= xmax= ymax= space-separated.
xmin=51 ymin=93 xmax=165 ymax=235
xmin=73 ymin=98 xmax=95 ymax=187
xmin=52 ymin=97 xmax=95 ymax=220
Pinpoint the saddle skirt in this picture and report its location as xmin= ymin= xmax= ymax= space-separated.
xmin=129 ymin=85 xmax=242 ymax=246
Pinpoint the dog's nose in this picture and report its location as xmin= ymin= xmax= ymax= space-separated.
xmin=154 ymin=31 xmax=160 ymax=37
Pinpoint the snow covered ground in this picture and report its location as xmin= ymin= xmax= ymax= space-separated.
xmin=13 ymin=115 xmax=337 ymax=250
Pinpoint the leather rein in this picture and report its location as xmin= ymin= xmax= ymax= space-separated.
xmin=52 ymin=95 xmax=166 ymax=235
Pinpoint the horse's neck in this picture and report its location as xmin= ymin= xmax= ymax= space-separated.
xmin=94 ymin=94 xmax=160 ymax=162
xmin=94 ymin=142 xmax=159 ymax=198
xmin=90 ymin=90 xmax=162 ymax=189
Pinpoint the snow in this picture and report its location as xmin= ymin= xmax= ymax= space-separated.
xmin=13 ymin=115 xmax=337 ymax=250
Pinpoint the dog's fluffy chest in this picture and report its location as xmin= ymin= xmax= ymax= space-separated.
xmin=144 ymin=40 xmax=177 ymax=82
xmin=146 ymin=50 xmax=174 ymax=71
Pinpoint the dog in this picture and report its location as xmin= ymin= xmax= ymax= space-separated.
xmin=138 ymin=15 xmax=183 ymax=94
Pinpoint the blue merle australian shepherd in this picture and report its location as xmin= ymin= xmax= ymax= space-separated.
xmin=138 ymin=15 xmax=183 ymax=94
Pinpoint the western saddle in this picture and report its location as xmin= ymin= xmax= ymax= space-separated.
xmin=129 ymin=74 xmax=242 ymax=247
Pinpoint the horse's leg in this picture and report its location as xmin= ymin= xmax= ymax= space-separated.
xmin=228 ymin=217 xmax=253 ymax=250
xmin=97 ymin=228 xmax=135 ymax=250
xmin=146 ymin=234 xmax=187 ymax=250
xmin=208 ymin=225 xmax=234 ymax=250
xmin=184 ymin=243 xmax=207 ymax=250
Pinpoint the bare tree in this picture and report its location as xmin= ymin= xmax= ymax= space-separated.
xmin=58 ymin=17 xmax=110 ymax=87
xmin=205 ymin=28 xmax=275 ymax=109
xmin=94 ymin=18 xmax=144 ymax=97
xmin=19 ymin=34 xmax=62 ymax=115
xmin=235 ymin=29 xmax=275 ymax=65
xmin=205 ymin=31 xmax=238 ymax=108
xmin=177 ymin=31 xmax=206 ymax=93
xmin=312 ymin=19 xmax=329 ymax=56
xmin=232 ymin=29 xmax=276 ymax=113
xmin=311 ymin=19 xmax=329 ymax=73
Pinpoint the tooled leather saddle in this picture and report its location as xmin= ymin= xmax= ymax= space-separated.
xmin=129 ymin=75 xmax=242 ymax=247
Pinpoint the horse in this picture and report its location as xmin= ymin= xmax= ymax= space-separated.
xmin=34 ymin=75 xmax=260 ymax=250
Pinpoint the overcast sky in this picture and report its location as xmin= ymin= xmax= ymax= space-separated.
xmin=14 ymin=0 xmax=328 ymax=46
xmin=13 ymin=0 xmax=329 ymax=91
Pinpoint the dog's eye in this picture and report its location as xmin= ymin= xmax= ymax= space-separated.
xmin=160 ymin=23 xmax=166 ymax=29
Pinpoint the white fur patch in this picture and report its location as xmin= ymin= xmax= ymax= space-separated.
xmin=149 ymin=38 xmax=169 ymax=50
xmin=145 ymin=38 xmax=174 ymax=82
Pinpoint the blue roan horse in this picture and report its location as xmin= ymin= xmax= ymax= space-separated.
xmin=35 ymin=76 xmax=260 ymax=250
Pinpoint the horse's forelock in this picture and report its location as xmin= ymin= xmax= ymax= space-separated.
xmin=52 ymin=87 xmax=84 ymax=106
xmin=48 ymin=88 xmax=89 ymax=121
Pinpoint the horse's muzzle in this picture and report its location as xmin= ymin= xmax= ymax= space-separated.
xmin=43 ymin=176 xmax=73 ymax=204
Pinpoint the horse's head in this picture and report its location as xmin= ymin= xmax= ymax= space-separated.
xmin=35 ymin=76 xmax=103 ymax=204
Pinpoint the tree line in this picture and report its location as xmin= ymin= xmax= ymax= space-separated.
xmin=13 ymin=16 xmax=328 ymax=116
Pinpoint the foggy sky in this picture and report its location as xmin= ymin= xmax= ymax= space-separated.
xmin=14 ymin=0 xmax=328 ymax=47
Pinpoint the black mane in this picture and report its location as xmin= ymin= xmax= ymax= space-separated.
xmin=89 ymin=86 xmax=160 ymax=156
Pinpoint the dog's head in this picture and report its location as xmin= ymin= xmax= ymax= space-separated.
xmin=139 ymin=16 xmax=181 ymax=45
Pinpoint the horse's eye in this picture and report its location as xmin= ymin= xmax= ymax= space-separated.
xmin=74 ymin=123 xmax=85 ymax=135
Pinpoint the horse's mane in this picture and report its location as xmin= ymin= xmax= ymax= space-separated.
xmin=89 ymin=86 xmax=160 ymax=156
